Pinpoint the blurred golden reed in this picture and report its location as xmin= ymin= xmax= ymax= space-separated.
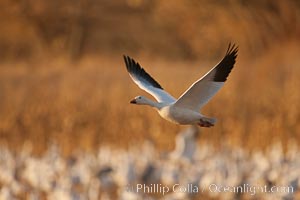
xmin=0 ymin=0 xmax=299 ymax=155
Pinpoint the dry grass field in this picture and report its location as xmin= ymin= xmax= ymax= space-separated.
xmin=0 ymin=40 xmax=299 ymax=155
xmin=1 ymin=0 xmax=300 ymax=157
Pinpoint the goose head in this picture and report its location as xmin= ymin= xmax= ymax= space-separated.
xmin=130 ymin=96 xmax=149 ymax=105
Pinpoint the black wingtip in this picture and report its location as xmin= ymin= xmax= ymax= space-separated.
xmin=123 ymin=55 xmax=127 ymax=70
xmin=123 ymin=55 xmax=164 ymax=90
xmin=213 ymin=43 xmax=238 ymax=82
xmin=123 ymin=55 xmax=137 ymax=75
xmin=123 ymin=55 xmax=130 ymax=71
xmin=226 ymin=43 xmax=239 ymax=56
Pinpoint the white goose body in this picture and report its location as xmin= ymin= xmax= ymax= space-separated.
xmin=124 ymin=43 xmax=238 ymax=127
xmin=159 ymin=105 xmax=203 ymax=125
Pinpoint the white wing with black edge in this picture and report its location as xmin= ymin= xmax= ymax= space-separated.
xmin=174 ymin=43 xmax=238 ymax=111
xmin=124 ymin=56 xmax=176 ymax=104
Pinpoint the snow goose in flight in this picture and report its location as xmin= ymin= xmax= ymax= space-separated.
xmin=124 ymin=43 xmax=238 ymax=127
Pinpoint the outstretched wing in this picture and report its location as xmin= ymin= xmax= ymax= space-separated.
xmin=174 ymin=43 xmax=238 ymax=111
xmin=124 ymin=55 xmax=176 ymax=104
